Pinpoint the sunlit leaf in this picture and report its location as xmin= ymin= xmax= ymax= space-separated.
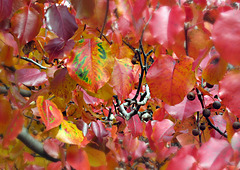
xmin=165 ymin=93 xmax=202 ymax=120
xmin=109 ymin=58 xmax=134 ymax=101
xmin=44 ymin=38 xmax=75 ymax=62
xmin=36 ymin=96 xmax=63 ymax=131
xmin=231 ymin=131 xmax=240 ymax=151
xmin=219 ymin=71 xmax=240 ymax=118
xmin=2 ymin=110 xmax=24 ymax=148
xmin=67 ymin=38 xmax=114 ymax=93
xmin=56 ymin=120 xmax=84 ymax=146
xmin=202 ymin=55 xmax=228 ymax=85
xmin=67 ymin=146 xmax=90 ymax=170
xmin=0 ymin=31 xmax=18 ymax=55
xmin=15 ymin=68 xmax=48 ymax=86
xmin=149 ymin=6 xmax=185 ymax=48
xmin=84 ymin=145 xmax=106 ymax=167
xmin=197 ymin=138 xmax=233 ymax=169
xmin=11 ymin=6 xmax=42 ymax=45
xmin=151 ymin=119 xmax=175 ymax=144
xmin=50 ymin=68 xmax=76 ymax=103
xmin=146 ymin=55 xmax=196 ymax=105
xmin=212 ymin=10 xmax=240 ymax=65
xmin=45 ymin=5 xmax=78 ymax=41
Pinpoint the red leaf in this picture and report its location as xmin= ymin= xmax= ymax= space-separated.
xmin=149 ymin=6 xmax=185 ymax=48
xmin=165 ymin=94 xmax=202 ymax=120
xmin=127 ymin=114 xmax=143 ymax=138
xmin=43 ymin=138 xmax=61 ymax=159
xmin=109 ymin=58 xmax=134 ymax=101
xmin=36 ymin=96 xmax=63 ymax=131
xmin=146 ymin=55 xmax=196 ymax=105
xmin=212 ymin=10 xmax=240 ymax=65
xmin=91 ymin=120 xmax=109 ymax=143
xmin=11 ymin=6 xmax=42 ymax=45
xmin=0 ymin=0 xmax=12 ymax=21
xmin=15 ymin=68 xmax=48 ymax=86
xmin=197 ymin=138 xmax=233 ymax=170
xmin=66 ymin=146 xmax=90 ymax=170
xmin=0 ymin=28 xmax=19 ymax=55
xmin=45 ymin=5 xmax=78 ymax=41
xmin=132 ymin=0 xmax=147 ymax=21
xmin=151 ymin=119 xmax=175 ymax=144
xmin=219 ymin=71 xmax=240 ymax=117
xmin=2 ymin=110 xmax=24 ymax=148
xmin=211 ymin=115 xmax=226 ymax=139
xmin=44 ymin=38 xmax=75 ymax=62
xmin=167 ymin=145 xmax=198 ymax=170
xmin=132 ymin=140 xmax=147 ymax=160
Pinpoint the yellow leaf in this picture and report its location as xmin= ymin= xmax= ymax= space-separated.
xmin=84 ymin=145 xmax=106 ymax=167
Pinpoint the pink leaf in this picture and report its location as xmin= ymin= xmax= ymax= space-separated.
xmin=91 ymin=120 xmax=109 ymax=143
xmin=43 ymin=138 xmax=61 ymax=159
xmin=212 ymin=10 xmax=240 ymax=65
xmin=231 ymin=131 xmax=240 ymax=151
xmin=149 ymin=6 xmax=185 ymax=48
xmin=165 ymin=94 xmax=202 ymax=120
xmin=15 ymin=68 xmax=48 ymax=86
xmin=219 ymin=72 xmax=240 ymax=118
xmin=45 ymin=5 xmax=78 ymax=41
xmin=0 ymin=0 xmax=12 ymax=21
xmin=151 ymin=119 xmax=175 ymax=144
xmin=127 ymin=114 xmax=143 ymax=138
xmin=197 ymin=138 xmax=233 ymax=170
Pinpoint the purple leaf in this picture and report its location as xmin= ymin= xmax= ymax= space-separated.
xmin=15 ymin=68 xmax=48 ymax=86
xmin=45 ymin=5 xmax=78 ymax=41
xmin=44 ymin=38 xmax=75 ymax=62
xmin=0 ymin=0 xmax=12 ymax=22
xmin=91 ymin=120 xmax=109 ymax=143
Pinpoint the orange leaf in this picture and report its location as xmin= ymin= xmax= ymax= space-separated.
xmin=36 ymin=96 xmax=63 ymax=131
xmin=147 ymin=55 xmax=196 ymax=105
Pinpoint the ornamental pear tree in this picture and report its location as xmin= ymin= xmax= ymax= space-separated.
xmin=1 ymin=0 xmax=240 ymax=169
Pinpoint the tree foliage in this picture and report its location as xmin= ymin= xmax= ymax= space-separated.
xmin=1 ymin=0 xmax=240 ymax=169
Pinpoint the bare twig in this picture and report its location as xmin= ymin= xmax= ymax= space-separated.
xmin=18 ymin=56 xmax=47 ymax=70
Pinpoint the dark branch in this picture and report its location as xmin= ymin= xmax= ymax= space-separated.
xmin=0 ymin=86 xmax=31 ymax=97
xmin=17 ymin=127 xmax=60 ymax=162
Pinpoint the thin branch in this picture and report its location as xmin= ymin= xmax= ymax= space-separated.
xmin=18 ymin=56 xmax=47 ymax=70
xmin=206 ymin=117 xmax=227 ymax=138
xmin=197 ymin=111 xmax=202 ymax=146
xmin=96 ymin=28 xmax=112 ymax=45
xmin=0 ymin=86 xmax=31 ymax=97
xmin=17 ymin=127 xmax=60 ymax=162
xmin=184 ymin=23 xmax=189 ymax=56
xmin=99 ymin=0 xmax=109 ymax=39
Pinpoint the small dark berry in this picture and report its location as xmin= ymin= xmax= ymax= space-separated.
xmin=232 ymin=122 xmax=240 ymax=130
xmin=187 ymin=92 xmax=195 ymax=101
xmin=127 ymin=155 xmax=132 ymax=161
xmin=192 ymin=129 xmax=200 ymax=136
xmin=203 ymin=109 xmax=211 ymax=117
xmin=131 ymin=57 xmax=137 ymax=64
xmin=156 ymin=105 xmax=160 ymax=109
xmin=200 ymin=124 xmax=206 ymax=131
xmin=206 ymin=82 xmax=214 ymax=88
xmin=213 ymin=101 xmax=221 ymax=109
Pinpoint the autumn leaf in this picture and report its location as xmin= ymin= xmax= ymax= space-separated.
xmin=56 ymin=120 xmax=84 ymax=146
xmin=67 ymin=146 xmax=90 ymax=170
xmin=109 ymin=58 xmax=134 ymax=101
xmin=212 ymin=10 xmax=240 ymax=65
xmin=127 ymin=114 xmax=143 ymax=138
xmin=202 ymin=55 xmax=228 ymax=85
xmin=45 ymin=5 xmax=78 ymax=41
xmin=36 ymin=96 xmax=63 ymax=131
xmin=147 ymin=55 xmax=196 ymax=105
xmin=149 ymin=6 xmax=185 ymax=48
xmin=84 ymin=145 xmax=106 ymax=167
xmin=67 ymin=38 xmax=114 ymax=93
xmin=50 ymin=68 xmax=76 ymax=103
xmin=11 ymin=6 xmax=42 ymax=45
xmin=219 ymin=71 xmax=240 ymax=118
xmin=15 ymin=68 xmax=48 ymax=86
